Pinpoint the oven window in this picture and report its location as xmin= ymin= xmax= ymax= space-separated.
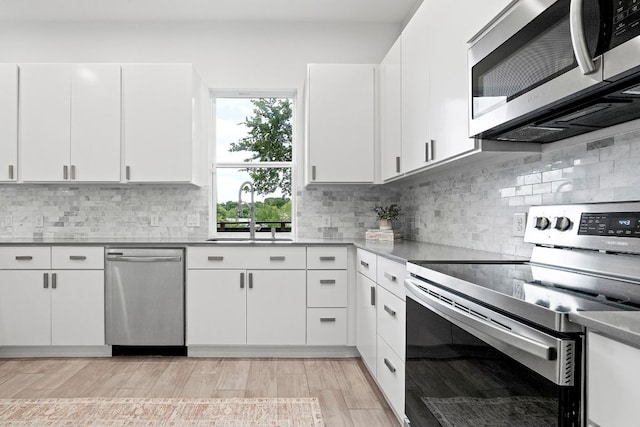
xmin=405 ymin=297 xmax=580 ymax=426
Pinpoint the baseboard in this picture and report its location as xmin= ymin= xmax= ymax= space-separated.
xmin=187 ymin=345 xmax=359 ymax=358
xmin=0 ymin=346 xmax=112 ymax=358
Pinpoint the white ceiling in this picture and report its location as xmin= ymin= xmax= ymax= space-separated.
xmin=0 ymin=0 xmax=422 ymax=24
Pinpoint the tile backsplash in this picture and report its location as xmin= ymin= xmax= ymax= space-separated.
xmin=0 ymin=185 xmax=209 ymax=240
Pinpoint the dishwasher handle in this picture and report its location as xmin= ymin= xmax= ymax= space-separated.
xmin=106 ymin=255 xmax=182 ymax=262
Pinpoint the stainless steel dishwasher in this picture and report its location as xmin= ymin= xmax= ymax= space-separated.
xmin=105 ymin=248 xmax=185 ymax=347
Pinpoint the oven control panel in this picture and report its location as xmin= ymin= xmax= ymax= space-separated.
xmin=525 ymin=202 xmax=640 ymax=254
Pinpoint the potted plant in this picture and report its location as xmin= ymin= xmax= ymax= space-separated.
xmin=374 ymin=204 xmax=401 ymax=230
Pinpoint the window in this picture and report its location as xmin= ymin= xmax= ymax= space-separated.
xmin=212 ymin=92 xmax=294 ymax=236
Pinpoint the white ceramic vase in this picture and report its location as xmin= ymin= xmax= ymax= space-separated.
xmin=378 ymin=219 xmax=392 ymax=230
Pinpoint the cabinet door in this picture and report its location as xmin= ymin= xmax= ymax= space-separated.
xmin=20 ymin=64 xmax=72 ymax=182
xmin=401 ymin=4 xmax=431 ymax=173
xmin=0 ymin=270 xmax=51 ymax=346
xmin=122 ymin=64 xmax=194 ymax=183
xmin=0 ymin=64 xmax=18 ymax=182
xmin=306 ymin=64 xmax=374 ymax=184
xmin=356 ymin=273 xmax=377 ymax=375
xmin=246 ymin=270 xmax=306 ymax=345
xmin=187 ymin=270 xmax=246 ymax=345
xmin=50 ymin=270 xmax=105 ymax=346
xmin=70 ymin=64 xmax=121 ymax=182
xmin=380 ymin=38 xmax=403 ymax=181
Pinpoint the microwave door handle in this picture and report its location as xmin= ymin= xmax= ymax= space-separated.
xmin=569 ymin=0 xmax=597 ymax=75
xmin=405 ymin=278 xmax=555 ymax=361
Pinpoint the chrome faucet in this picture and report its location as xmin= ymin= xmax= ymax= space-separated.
xmin=237 ymin=181 xmax=257 ymax=240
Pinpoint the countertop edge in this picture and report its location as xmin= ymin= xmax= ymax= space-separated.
xmin=569 ymin=311 xmax=640 ymax=349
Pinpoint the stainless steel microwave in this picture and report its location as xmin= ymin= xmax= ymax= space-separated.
xmin=469 ymin=0 xmax=640 ymax=143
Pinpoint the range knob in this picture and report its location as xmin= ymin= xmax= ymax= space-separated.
xmin=534 ymin=216 xmax=551 ymax=230
xmin=553 ymin=216 xmax=572 ymax=231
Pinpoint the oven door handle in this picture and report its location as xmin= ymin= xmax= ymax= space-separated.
xmin=405 ymin=278 xmax=555 ymax=361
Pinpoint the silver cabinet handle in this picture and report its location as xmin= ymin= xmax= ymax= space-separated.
xmin=312 ymin=165 xmax=316 ymax=180
xmin=360 ymin=260 xmax=369 ymax=268
xmin=126 ymin=166 xmax=131 ymax=180
xmin=370 ymin=286 xmax=376 ymax=306
xmin=320 ymin=317 xmax=336 ymax=322
xmin=43 ymin=273 xmax=48 ymax=289
xmin=8 ymin=165 xmax=14 ymax=180
xmin=425 ymin=140 xmax=434 ymax=162
xmin=248 ymin=272 xmax=253 ymax=289
xmin=15 ymin=256 xmax=33 ymax=261
xmin=319 ymin=256 xmax=335 ymax=261
xmin=384 ymin=305 xmax=396 ymax=317
xmin=70 ymin=165 xmax=76 ymax=180
xmin=270 ymin=256 xmax=285 ymax=261
xmin=63 ymin=165 xmax=68 ymax=180
xmin=320 ymin=279 xmax=336 ymax=285
xmin=208 ymin=256 xmax=224 ymax=261
xmin=383 ymin=272 xmax=397 ymax=282
xmin=69 ymin=255 xmax=87 ymax=261
xmin=570 ymin=0 xmax=597 ymax=75
xmin=384 ymin=358 xmax=396 ymax=373
xmin=240 ymin=272 xmax=245 ymax=289
xmin=395 ymin=156 xmax=400 ymax=173
xmin=52 ymin=272 xmax=57 ymax=289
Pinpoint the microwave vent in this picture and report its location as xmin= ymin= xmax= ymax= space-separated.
xmin=497 ymin=125 xmax=565 ymax=142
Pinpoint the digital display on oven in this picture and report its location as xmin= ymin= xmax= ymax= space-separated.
xmin=579 ymin=212 xmax=640 ymax=238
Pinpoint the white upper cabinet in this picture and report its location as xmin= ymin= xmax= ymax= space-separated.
xmin=401 ymin=3 xmax=431 ymax=173
xmin=20 ymin=64 xmax=72 ymax=182
xmin=122 ymin=64 xmax=205 ymax=185
xmin=70 ymin=64 xmax=121 ymax=182
xmin=305 ymin=64 xmax=375 ymax=184
xmin=19 ymin=63 xmax=121 ymax=183
xmin=379 ymin=39 xmax=402 ymax=182
xmin=0 ymin=64 xmax=18 ymax=182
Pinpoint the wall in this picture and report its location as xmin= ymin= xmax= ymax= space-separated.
xmin=0 ymin=20 xmax=398 ymax=239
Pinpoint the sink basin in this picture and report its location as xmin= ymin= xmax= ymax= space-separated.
xmin=205 ymin=238 xmax=294 ymax=243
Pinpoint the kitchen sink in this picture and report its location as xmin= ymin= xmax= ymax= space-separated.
xmin=205 ymin=238 xmax=294 ymax=243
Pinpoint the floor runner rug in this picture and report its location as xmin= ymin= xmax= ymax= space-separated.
xmin=421 ymin=395 xmax=557 ymax=427
xmin=0 ymin=397 xmax=325 ymax=427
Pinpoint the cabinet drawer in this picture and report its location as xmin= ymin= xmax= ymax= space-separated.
xmin=51 ymin=246 xmax=104 ymax=269
xmin=306 ymin=246 xmax=348 ymax=269
xmin=377 ymin=256 xmax=406 ymax=300
xmin=0 ymin=246 xmax=51 ymax=269
xmin=377 ymin=286 xmax=406 ymax=359
xmin=307 ymin=308 xmax=347 ymax=346
xmin=356 ymin=249 xmax=377 ymax=281
xmin=376 ymin=336 xmax=405 ymax=419
xmin=307 ymin=270 xmax=348 ymax=308
xmin=188 ymin=246 xmax=306 ymax=269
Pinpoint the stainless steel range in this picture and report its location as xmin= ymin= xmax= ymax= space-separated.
xmin=404 ymin=202 xmax=640 ymax=427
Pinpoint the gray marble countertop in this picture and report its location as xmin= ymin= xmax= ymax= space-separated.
xmin=569 ymin=311 xmax=640 ymax=349
xmin=0 ymin=237 xmax=524 ymax=263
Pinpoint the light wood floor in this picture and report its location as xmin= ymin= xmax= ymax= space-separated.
xmin=0 ymin=357 xmax=399 ymax=426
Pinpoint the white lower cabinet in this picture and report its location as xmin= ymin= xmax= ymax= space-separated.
xmin=356 ymin=248 xmax=407 ymax=422
xmin=0 ymin=246 xmax=105 ymax=347
xmin=307 ymin=308 xmax=347 ymax=346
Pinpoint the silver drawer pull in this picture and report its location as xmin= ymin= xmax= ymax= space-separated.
xmin=43 ymin=273 xmax=48 ymax=289
xmin=8 ymin=165 xmax=14 ymax=180
xmin=320 ymin=279 xmax=336 ymax=285
xmin=63 ymin=165 xmax=68 ymax=180
xmin=383 ymin=272 xmax=397 ymax=282
xmin=208 ymin=256 xmax=224 ymax=261
xmin=69 ymin=255 xmax=87 ymax=261
xmin=126 ymin=165 xmax=131 ymax=180
xmin=15 ymin=256 xmax=33 ymax=261
xmin=370 ymin=286 xmax=376 ymax=306
xmin=240 ymin=272 xmax=245 ymax=289
xmin=384 ymin=358 xmax=396 ymax=373
xmin=319 ymin=256 xmax=336 ymax=261
xmin=360 ymin=260 xmax=369 ymax=268
xmin=70 ymin=165 xmax=76 ymax=180
xmin=320 ymin=317 xmax=336 ymax=322
xmin=248 ymin=272 xmax=253 ymax=289
xmin=384 ymin=305 xmax=396 ymax=317
xmin=270 ymin=256 xmax=285 ymax=261
xmin=52 ymin=273 xmax=57 ymax=289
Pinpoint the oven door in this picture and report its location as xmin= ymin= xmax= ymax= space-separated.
xmin=405 ymin=278 xmax=581 ymax=427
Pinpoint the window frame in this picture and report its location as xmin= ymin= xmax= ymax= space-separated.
xmin=209 ymin=90 xmax=297 ymax=239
